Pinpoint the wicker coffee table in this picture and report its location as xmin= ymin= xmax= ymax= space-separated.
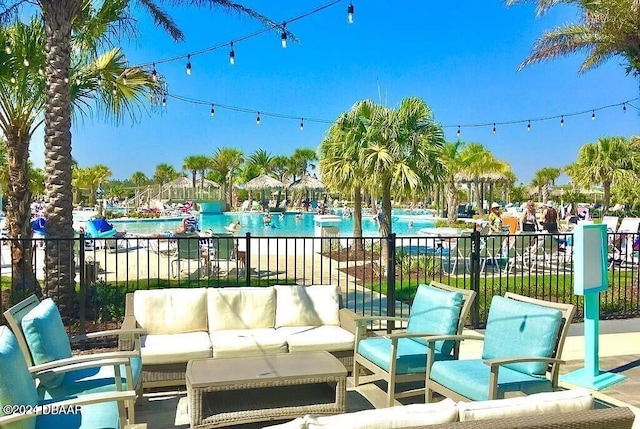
xmin=186 ymin=351 xmax=347 ymax=428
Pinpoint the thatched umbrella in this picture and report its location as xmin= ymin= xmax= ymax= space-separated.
xmin=454 ymin=171 xmax=510 ymax=213
xmin=165 ymin=176 xmax=219 ymax=189
xmin=245 ymin=174 xmax=284 ymax=191
xmin=288 ymin=174 xmax=325 ymax=192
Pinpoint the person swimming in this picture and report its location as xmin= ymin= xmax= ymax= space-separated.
xmin=225 ymin=220 xmax=241 ymax=233
xmin=263 ymin=212 xmax=272 ymax=226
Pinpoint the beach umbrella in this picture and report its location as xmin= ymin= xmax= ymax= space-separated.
xmin=245 ymin=173 xmax=284 ymax=191
xmin=288 ymin=174 xmax=325 ymax=192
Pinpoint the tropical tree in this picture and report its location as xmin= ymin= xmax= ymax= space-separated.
xmin=507 ymin=0 xmax=640 ymax=76
xmin=247 ymin=149 xmax=275 ymax=175
xmin=153 ymin=163 xmax=178 ymax=186
xmin=0 ymin=0 xmax=287 ymax=316
xmin=130 ymin=171 xmax=148 ymax=194
xmin=361 ymin=97 xmax=445 ymax=262
xmin=182 ymin=155 xmax=210 ymax=189
xmin=439 ymin=141 xmax=471 ymax=222
xmin=458 ymin=143 xmax=507 ymax=215
xmin=531 ymin=167 xmax=561 ymax=203
xmin=210 ymin=147 xmax=244 ymax=209
xmin=290 ymin=148 xmax=318 ymax=181
xmin=0 ymin=13 xmax=161 ymax=300
xmin=565 ymin=136 xmax=640 ymax=213
xmin=319 ymin=100 xmax=374 ymax=245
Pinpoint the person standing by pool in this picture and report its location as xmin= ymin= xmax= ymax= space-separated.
xmin=542 ymin=202 xmax=559 ymax=233
xmin=519 ymin=200 xmax=539 ymax=232
xmin=488 ymin=203 xmax=503 ymax=233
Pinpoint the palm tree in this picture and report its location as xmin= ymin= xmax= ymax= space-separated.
xmin=361 ymin=97 xmax=445 ymax=259
xmin=291 ymin=148 xmax=318 ymax=181
xmin=182 ymin=155 xmax=210 ymax=190
xmin=531 ymin=167 xmax=561 ymax=203
xmin=0 ymin=0 xmax=287 ymax=315
xmin=458 ymin=143 xmax=506 ymax=215
xmin=439 ymin=141 xmax=470 ymax=222
xmin=507 ymin=0 xmax=640 ymax=75
xmin=0 ymin=14 xmax=161 ymax=301
xmin=210 ymin=147 xmax=244 ymax=209
xmin=270 ymin=155 xmax=291 ymax=208
xmin=319 ymin=100 xmax=375 ymax=245
xmin=247 ymin=149 xmax=275 ymax=174
xmin=153 ymin=163 xmax=178 ymax=186
xmin=130 ymin=171 xmax=148 ymax=196
xmin=565 ymin=136 xmax=640 ymax=213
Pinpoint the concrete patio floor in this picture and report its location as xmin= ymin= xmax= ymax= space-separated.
xmin=134 ymin=318 xmax=640 ymax=429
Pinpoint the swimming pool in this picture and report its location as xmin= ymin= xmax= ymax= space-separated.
xmin=109 ymin=211 xmax=437 ymax=237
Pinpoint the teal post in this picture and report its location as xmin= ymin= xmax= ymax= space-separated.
xmin=560 ymin=223 xmax=626 ymax=390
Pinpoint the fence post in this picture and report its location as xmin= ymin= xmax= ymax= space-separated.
xmin=386 ymin=233 xmax=396 ymax=334
xmin=78 ymin=234 xmax=86 ymax=344
xmin=244 ymin=232 xmax=251 ymax=285
xmin=470 ymin=231 xmax=481 ymax=328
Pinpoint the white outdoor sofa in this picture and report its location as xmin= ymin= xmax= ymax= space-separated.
xmin=120 ymin=285 xmax=358 ymax=390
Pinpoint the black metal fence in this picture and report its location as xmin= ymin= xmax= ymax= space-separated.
xmin=1 ymin=230 xmax=639 ymax=332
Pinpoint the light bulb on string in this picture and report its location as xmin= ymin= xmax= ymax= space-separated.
xmin=22 ymin=57 xmax=29 ymax=67
xmin=347 ymin=2 xmax=354 ymax=23
xmin=162 ymin=95 xmax=167 ymax=107
xmin=300 ymin=118 xmax=304 ymax=131
xmin=492 ymin=123 xmax=496 ymax=134
xmin=151 ymin=64 xmax=157 ymax=81
xmin=229 ymin=42 xmax=235 ymax=65
xmin=281 ymin=23 xmax=287 ymax=48
xmin=456 ymin=125 xmax=460 ymax=138
xmin=560 ymin=116 xmax=564 ymax=127
xmin=256 ymin=112 xmax=261 ymax=125
xmin=210 ymin=104 xmax=215 ymax=117
xmin=591 ymin=110 xmax=596 ymax=120
xmin=186 ymin=55 xmax=192 ymax=75
xmin=527 ymin=120 xmax=531 ymax=132
xmin=623 ymin=103 xmax=627 ymax=113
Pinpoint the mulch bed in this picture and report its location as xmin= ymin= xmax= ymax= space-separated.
xmin=321 ymin=248 xmax=380 ymax=262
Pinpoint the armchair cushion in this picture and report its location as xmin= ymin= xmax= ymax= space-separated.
xmin=277 ymin=326 xmax=354 ymax=353
xmin=20 ymin=299 xmax=73 ymax=389
xmin=406 ymin=285 xmax=463 ymax=355
xmin=133 ymin=288 xmax=208 ymax=335
xmin=430 ymin=359 xmax=550 ymax=401
xmin=36 ymin=400 xmax=121 ymax=429
xmin=210 ymin=329 xmax=287 ymax=358
xmin=275 ymin=285 xmax=340 ymax=328
xmin=457 ymin=388 xmax=593 ymax=421
xmin=0 ymin=327 xmax=38 ymax=429
xmin=482 ymin=296 xmax=562 ymax=376
xmin=140 ymin=332 xmax=212 ymax=365
xmin=358 ymin=337 xmax=454 ymax=375
xmin=208 ymin=287 xmax=276 ymax=331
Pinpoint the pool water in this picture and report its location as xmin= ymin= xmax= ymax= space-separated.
xmin=109 ymin=211 xmax=436 ymax=237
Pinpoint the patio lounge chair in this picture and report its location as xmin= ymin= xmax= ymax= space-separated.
xmin=3 ymin=295 xmax=144 ymax=421
xmin=425 ymin=293 xmax=576 ymax=402
xmin=0 ymin=326 xmax=136 ymax=429
xmin=353 ymin=282 xmax=476 ymax=407
xmin=170 ymin=233 xmax=208 ymax=278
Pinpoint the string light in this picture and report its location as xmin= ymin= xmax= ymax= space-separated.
xmin=300 ymin=117 xmax=304 ymax=130
xmin=591 ymin=110 xmax=596 ymax=120
xmin=456 ymin=125 xmax=461 ymax=137
xmin=527 ymin=120 xmax=530 ymax=131
xmin=210 ymin=104 xmax=215 ymax=117
xmin=492 ymin=123 xmax=496 ymax=134
xmin=186 ymin=55 xmax=192 ymax=75
xmin=623 ymin=102 xmax=627 ymax=112
xmin=162 ymin=95 xmax=167 ymax=107
xmin=256 ymin=112 xmax=261 ymax=125
xmin=281 ymin=23 xmax=287 ymax=48
xmin=347 ymin=2 xmax=354 ymax=23
xmin=560 ymin=115 xmax=564 ymax=127
xmin=229 ymin=42 xmax=235 ymax=65
xmin=151 ymin=63 xmax=158 ymax=81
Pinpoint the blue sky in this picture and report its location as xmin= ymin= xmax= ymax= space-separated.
xmin=29 ymin=0 xmax=640 ymax=184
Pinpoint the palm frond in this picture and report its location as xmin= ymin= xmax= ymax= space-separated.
xmin=134 ymin=0 xmax=184 ymax=41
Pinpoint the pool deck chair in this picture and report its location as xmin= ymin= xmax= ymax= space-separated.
xmin=3 ymin=295 xmax=144 ymax=422
xmin=353 ymin=281 xmax=476 ymax=407
xmin=425 ymin=293 xmax=576 ymax=402
xmin=0 ymin=326 xmax=136 ymax=429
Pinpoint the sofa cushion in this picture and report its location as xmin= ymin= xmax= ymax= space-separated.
xmin=134 ymin=288 xmax=208 ymax=335
xmin=277 ymin=326 xmax=354 ymax=353
xmin=20 ymin=298 xmax=73 ymax=389
xmin=406 ymin=284 xmax=463 ymax=356
xmin=208 ymin=287 xmax=276 ymax=331
xmin=210 ymin=329 xmax=288 ymax=358
xmin=306 ymin=399 xmax=458 ymax=428
xmin=482 ymin=296 xmax=563 ymax=376
xmin=357 ymin=337 xmax=453 ymax=375
xmin=275 ymin=285 xmax=340 ymax=328
xmin=0 ymin=327 xmax=38 ymax=429
xmin=141 ymin=332 xmax=212 ymax=365
xmin=457 ymin=388 xmax=593 ymax=421
xmin=430 ymin=359 xmax=550 ymax=401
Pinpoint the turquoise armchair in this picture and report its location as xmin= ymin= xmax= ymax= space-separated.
xmin=425 ymin=293 xmax=576 ymax=402
xmin=0 ymin=326 xmax=135 ymax=429
xmin=353 ymin=282 xmax=476 ymax=407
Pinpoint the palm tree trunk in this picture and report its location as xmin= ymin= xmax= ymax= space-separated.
xmin=5 ymin=131 xmax=41 ymax=298
xmin=603 ymin=181 xmax=611 ymax=214
xmin=474 ymin=180 xmax=483 ymax=215
xmin=42 ymin=0 xmax=80 ymax=322
xmin=352 ymin=186 xmax=363 ymax=251
xmin=379 ymin=181 xmax=392 ymax=267
xmin=446 ymin=180 xmax=458 ymax=223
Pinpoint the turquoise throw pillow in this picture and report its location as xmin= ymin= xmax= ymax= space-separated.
xmin=0 ymin=326 xmax=39 ymax=429
xmin=21 ymin=298 xmax=73 ymax=389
